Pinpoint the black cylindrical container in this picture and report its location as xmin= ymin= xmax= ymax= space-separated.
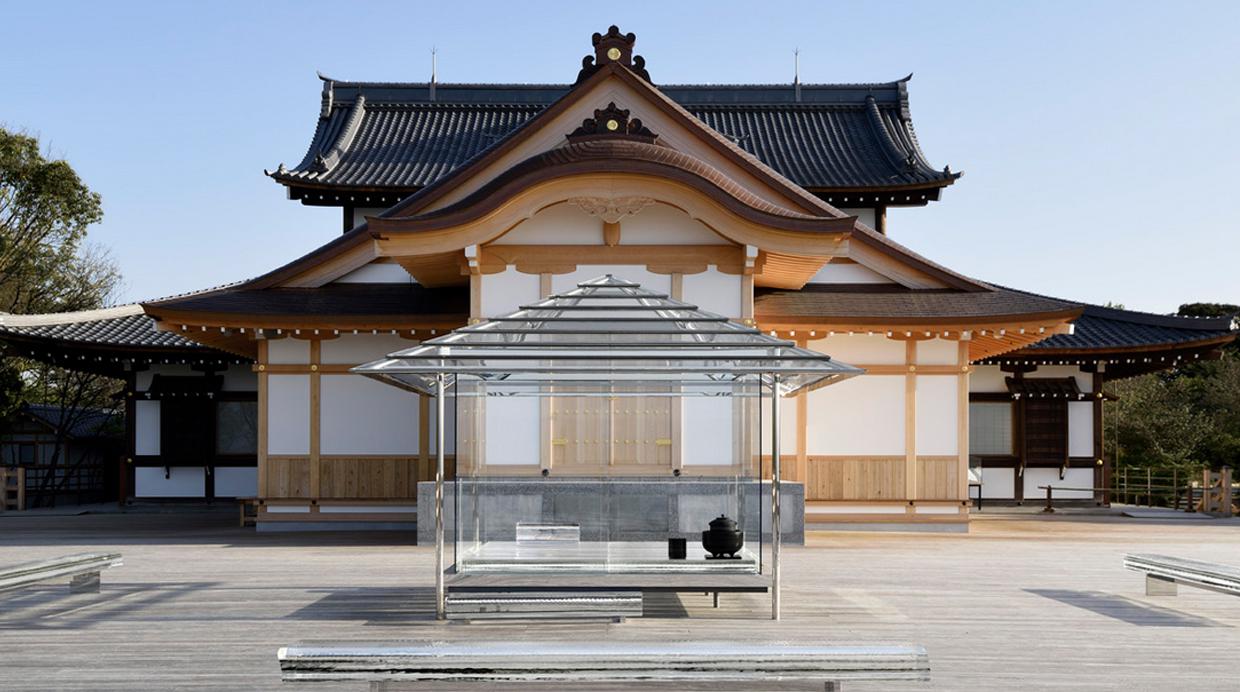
xmin=668 ymin=537 xmax=687 ymax=559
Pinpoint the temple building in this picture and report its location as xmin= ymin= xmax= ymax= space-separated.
xmin=1 ymin=27 xmax=1232 ymax=530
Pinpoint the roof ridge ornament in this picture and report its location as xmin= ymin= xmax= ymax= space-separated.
xmin=574 ymin=25 xmax=652 ymax=85
xmin=566 ymin=102 xmax=657 ymax=142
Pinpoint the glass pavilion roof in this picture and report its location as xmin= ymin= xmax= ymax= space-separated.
xmin=352 ymin=275 xmax=863 ymax=396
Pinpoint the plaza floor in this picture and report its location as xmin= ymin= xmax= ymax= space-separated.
xmin=1 ymin=507 xmax=1238 ymax=690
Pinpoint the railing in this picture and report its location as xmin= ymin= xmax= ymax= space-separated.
xmin=1040 ymin=482 xmax=1236 ymax=514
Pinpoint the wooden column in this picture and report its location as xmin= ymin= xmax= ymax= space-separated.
xmin=957 ymin=340 xmax=971 ymax=503
xmin=419 ymin=393 xmax=431 ymax=478
xmin=670 ymin=272 xmax=684 ymax=300
xmin=309 ymin=340 xmax=321 ymax=500
xmin=1093 ymin=366 xmax=1107 ymax=506
xmin=795 ymin=337 xmax=809 ymax=484
xmin=256 ymin=340 xmax=269 ymax=498
xmin=904 ymin=340 xmax=917 ymax=501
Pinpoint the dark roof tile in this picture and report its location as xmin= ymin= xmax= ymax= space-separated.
xmin=272 ymin=79 xmax=958 ymax=193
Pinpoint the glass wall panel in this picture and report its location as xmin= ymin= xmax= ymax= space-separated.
xmin=453 ymin=377 xmax=761 ymax=574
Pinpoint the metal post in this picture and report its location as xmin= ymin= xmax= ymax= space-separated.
xmin=770 ymin=375 xmax=781 ymax=621
xmin=435 ymin=374 xmax=446 ymax=621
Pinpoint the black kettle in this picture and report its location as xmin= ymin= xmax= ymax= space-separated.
xmin=701 ymin=514 xmax=744 ymax=558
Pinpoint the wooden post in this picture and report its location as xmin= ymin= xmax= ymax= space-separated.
xmin=1042 ymin=485 xmax=1054 ymax=514
xmin=1145 ymin=468 xmax=1151 ymax=508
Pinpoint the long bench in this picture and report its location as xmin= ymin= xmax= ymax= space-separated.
xmin=445 ymin=590 xmax=642 ymax=621
xmin=278 ymin=641 xmax=930 ymax=687
xmin=1124 ymin=553 xmax=1240 ymax=597
xmin=0 ymin=552 xmax=123 ymax=594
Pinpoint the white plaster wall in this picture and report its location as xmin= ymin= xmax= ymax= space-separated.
xmin=805 ymin=376 xmax=905 ymax=456
xmin=214 ymin=467 xmax=257 ymax=497
xmin=321 ymin=333 xmax=415 ymax=364
xmin=135 ymin=400 xmax=160 ymax=455
xmin=618 ymin=203 xmax=722 ymax=244
xmin=682 ymin=398 xmax=734 ymax=466
xmin=351 ymin=207 xmax=387 ymax=229
xmin=1025 ymin=467 xmax=1093 ymax=500
xmin=481 ymin=267 xmax=542 ymax=317
xmin=980 ymin=467 xmax=1015 ymax=499
xmin=917 ymin=339 xmax=959 ymax=366
xmin=970 ymin=365 xmax=1009 ymax=394
xmin=759 ymin=394 xmax=798 ymax=452
xmin=682 ymin=270 xmax=741 ymax=317
xmin=483 ymin=398 xmax=540 ymax=465
xmin=551 ymin=266 xmax=672 ymax=294
xmin=267 ymin=375 xmax=310 ymax=455
xmin=915 ymin=376 xmax=958 ymax=456
xmin=135 ymin=467 xmax=204 ymax=497
xmin=806 ymin=262 xmax=893 ymax=285
xmin=808 ymin=334 xmax=905 ymax=366
xmin=1069 ymin=401 xmax=1094 ymax=457
xmin=1036 ymin=365 xmax=1092 ymax=393
xmin=320 ymin=375 xmax=419 ymax=455
xmin=333 ymin=261 xmax=415 ymax=284
xmin=838 ymin=207 xmax=877 ymax=229
xmin=268 ymin=339 xmax=311 ymax=365
xmin=492 ymin=203 xmax=603 ymax=245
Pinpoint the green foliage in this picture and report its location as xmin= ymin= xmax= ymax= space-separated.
xmin=0 ymin=127 xmax=121 ymax=419
xmin=1105 ymin=302 xmax=1240 ymax=473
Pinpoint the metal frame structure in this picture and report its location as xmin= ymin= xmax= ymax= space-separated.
xmin=354 ymin=275 xmax=863 ymax=620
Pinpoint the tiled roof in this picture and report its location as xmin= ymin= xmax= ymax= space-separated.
xmin=270 ymin=78 xmax=958 ymax=195
xmin=149 ymin=283 xmax=469 ymax=317
xmin=753 ymin=284 xmax=1080 ymax=323
xmin=1019 ymin=303 xmax=1235 ymax=352
xmin=19 ymin=403 xmax=120 ymax=439
xmin=0 ymin=305 xmax=206 ymax=349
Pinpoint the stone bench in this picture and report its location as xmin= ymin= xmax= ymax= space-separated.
xmin=0 ymin=552 xmax=123 ymax=594
xmin=278 ymin=641 xmax=930 ymax=688
xmin=1125 ymin=553 xmax=1240 ymax=597
xmin=445 ymin=590 xmax=641 ymax=621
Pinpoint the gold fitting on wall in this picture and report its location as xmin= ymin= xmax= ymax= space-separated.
xmin=310 ymin=364 xmax=319 ymax=372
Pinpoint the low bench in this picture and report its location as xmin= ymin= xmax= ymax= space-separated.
xmin=0 ymin=552 xmax=123 ymax=594
xmin=1124 ymin=553 xmax=1240 ymax=597
xmin=278 ymin=641 xmax=930 ymax=688
xmin=445 ymin=590 xmax=641 ymax=621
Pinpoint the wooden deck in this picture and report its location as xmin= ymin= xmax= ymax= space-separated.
xmin=2 ymin=508 xmax=1240 ymax=690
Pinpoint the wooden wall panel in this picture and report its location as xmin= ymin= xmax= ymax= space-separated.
xmin=318 ymin=456 xmax=455 ymax=499
xmin=802 ymin=456 xmax=906 ymax=501
xmin=265 ymin=456 xmax=311 ymax=498
xmin=916 ymin=456 xmax=960 ymax=501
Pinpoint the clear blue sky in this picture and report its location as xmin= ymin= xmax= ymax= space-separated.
xmin=3 ymin=1 xmax=1237 ymax=313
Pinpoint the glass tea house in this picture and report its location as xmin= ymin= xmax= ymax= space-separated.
xmin=355 ymin=276 xmax=861 ymax=617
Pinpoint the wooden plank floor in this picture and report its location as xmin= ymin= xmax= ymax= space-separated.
xmin=2 ymin=508 xmax=1239 ymax=690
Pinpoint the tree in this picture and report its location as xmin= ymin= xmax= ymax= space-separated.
xmin=0 ymin=127 xmax=122 ymax=506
